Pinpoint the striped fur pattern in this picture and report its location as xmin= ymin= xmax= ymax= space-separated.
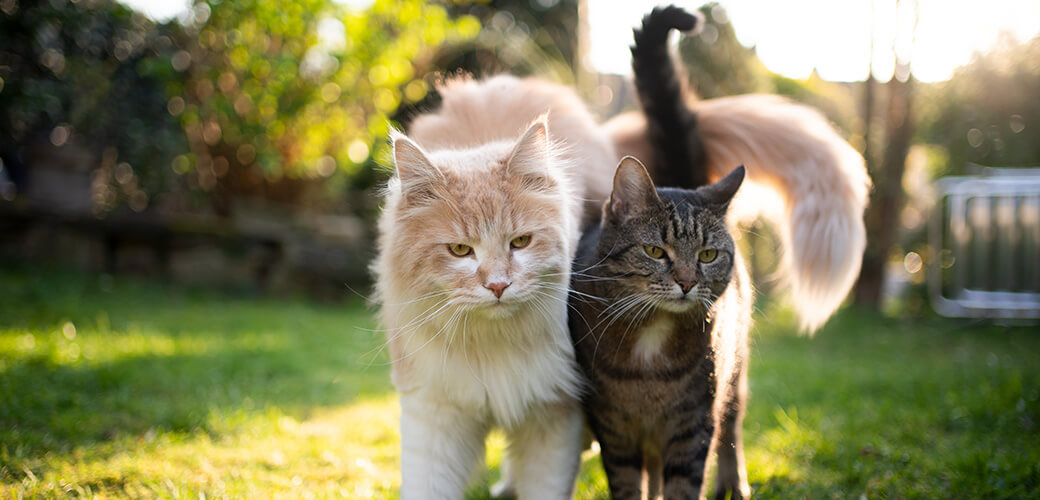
xmin=570 ymin=158 xmax=752 ymax=500
xmin=608 ymin=5 xmax=871 ymax=332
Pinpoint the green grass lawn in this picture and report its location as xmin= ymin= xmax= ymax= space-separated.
xmin=1 ymin=266 xmax=1038 ymax=498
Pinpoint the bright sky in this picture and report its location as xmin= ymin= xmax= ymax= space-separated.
xmin=121 ymin=0 xmax=1040 ymax=83
xmin=589 ymin=0 xmax=1040 ymax=82
xmin=118 ymin=0 xmax=189 ymax=21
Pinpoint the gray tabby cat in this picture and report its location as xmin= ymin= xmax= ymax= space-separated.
xmin=570 ymin=157 xmax=751 ymax=500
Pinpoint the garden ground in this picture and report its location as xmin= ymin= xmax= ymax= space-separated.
xmin=1 ymin=266 xmax=1038 ymax=498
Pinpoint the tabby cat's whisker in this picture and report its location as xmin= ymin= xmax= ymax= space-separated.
xmin=611 ymin=296 xmax=657 ymax=361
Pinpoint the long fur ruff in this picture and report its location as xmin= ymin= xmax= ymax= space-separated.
xmin=375 ymin=75 xmax=615 ymax=498
xmin=606 ymin=95 xmax=871 ymax=331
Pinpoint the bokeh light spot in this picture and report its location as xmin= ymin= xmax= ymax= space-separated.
xmin=368 ymin=66 xmax=389 ymax=86
xmin=903 ymin=251 xmax=923 ymax=274
xmin=966 ymin=128 xmax=984 ymax=148
xmin=1009 ymin=114 xmax=1025 ymax=133
xmin=114 ymin=163 xmax=134 ymax=185
xmin=202 ymin=121 xmax=222 ymax=145
xmin=347 ymin=140 xmax=369 ymax=164
xmin=50 ymin=125 xmax=70 ymax=147
xmin=171 ymin=50 xmax=192 ymax=71
xmin=129 ymin=191 xmax=148 ymax=212
xmin=317 ymin=156 xmax=336 ymax=177
xmin=321 ymin=82 xmax=341 ymax=103
xmin=373 ymin=89 xmax=397 ymax=112
xmin=62 ymin=322 xmax=76 ymax=340
xmin=167 ymin=96 xmax=185 ymax=116
xmin=172 ymin=155 xmax=191 ymax=175
xmin=236 ymin=144 xmax=256 ymax=165
xmin=403 ymin=80 xmax=427 ymax=103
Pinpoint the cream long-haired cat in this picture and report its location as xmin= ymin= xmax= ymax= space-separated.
xmin=373 ymin=75 xmax=615 ymax=499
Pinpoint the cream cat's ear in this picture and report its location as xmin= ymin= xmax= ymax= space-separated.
xmin=391 ymin=129 xmax=442 ymax=200
xmin=506 ymin=116 xmax=550 ymax=179
xmin=609 ymin=156 xmax=661 ymax=221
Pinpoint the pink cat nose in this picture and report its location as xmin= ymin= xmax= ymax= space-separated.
xmin=676 ymin=280 xmax=696 ymax=294
xmin=485 ymin=281 xmax=511 ymax=299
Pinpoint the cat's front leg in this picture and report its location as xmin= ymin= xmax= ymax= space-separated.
xmin=399 ymin=391 xmax=489 ymax=500
xmin=593 ymin=426 xmax=646 ymax=500
xmin=661 ymin=417 xmax=714 ymax=500
xmin=712 ymin=365 xmax=750 ymax=500
xmin=500 ymin=399 xmax=584 ymax=500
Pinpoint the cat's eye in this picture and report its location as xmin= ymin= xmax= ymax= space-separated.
xmin=448 ymin=243 xmax=473 ymax=257
xmin=510 ymin=234 xmax=532 ymax=249
xmin=643 ymin=245 xmax=665 ymax=259
xmin=699 ymin=249 xmax=718 ymax=263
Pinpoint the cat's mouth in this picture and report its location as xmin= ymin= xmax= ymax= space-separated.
xmin=474 ymin=299 xmax=523 ymax=318
xmin=655 ymin=295 xmax=698 ymax=313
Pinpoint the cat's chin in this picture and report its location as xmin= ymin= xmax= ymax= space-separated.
xmin=656 ymin=297 xmax=699 ymax=314
xmin=469 ymin=300 xmax=524 ymax=319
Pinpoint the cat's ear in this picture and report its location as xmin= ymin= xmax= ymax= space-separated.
xmin=506 ymin=115 xmax=551 ymax=181
xmin=698 ymin=165 xmax=745 ymax=209
xmin=391 ymin=129 xmax=442 ymax=201
xmin=608 ymin=156 xmax=660 ymax=222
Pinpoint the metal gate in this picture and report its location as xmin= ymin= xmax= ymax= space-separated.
xmin=929 ymin=167 xmax=1040 ymax=319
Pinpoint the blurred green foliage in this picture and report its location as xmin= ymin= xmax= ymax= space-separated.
xmin=441 ymin=0 xmax=577 ymax=80
xmin=678 ymin=3 xmax=771 ymax=99
xmin=1 ymin=0 xmax=479 ymax=213
xmin=170 ymin=0 xmax=479 ymax=208
xmin=5 ymin=0 xmax=1037 ymax=218
xmin=0 ymin=0 xmax=186 ymax=212
xmin=917 ymin=35 xmax=1040 ymax=174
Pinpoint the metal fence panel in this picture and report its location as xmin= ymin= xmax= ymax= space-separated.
xmin=929 ymin=168 xmax=1040 ymax=318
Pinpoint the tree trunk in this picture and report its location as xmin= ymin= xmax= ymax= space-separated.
xmin=854 ymin=74 xmax=914 ymax=307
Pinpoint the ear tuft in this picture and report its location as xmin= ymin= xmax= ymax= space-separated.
xmin=506 ymin=115 xmax=550 ymax=179
xmin=391 ymin=131 xmax=442 ymax=201
xmin=609 ymin=156 xmax=660 ymax=221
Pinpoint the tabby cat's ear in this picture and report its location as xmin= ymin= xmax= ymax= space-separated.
xmin=391 ymin=129 xmax=442 ymax=201
xmin=608 ymin=156 xmax=660 ymax=222
xmin=698 ymin=165 xmax=745 ymax=209
xmin=506 ymin=116 xmax=552 ymax=183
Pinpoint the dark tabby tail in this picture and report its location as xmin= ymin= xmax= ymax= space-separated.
xmin=631 ymin=5 xmax=708 ymax=189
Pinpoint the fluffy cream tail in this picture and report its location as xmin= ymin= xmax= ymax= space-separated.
xmin=606 ymin=94 xmax=871 ymax=332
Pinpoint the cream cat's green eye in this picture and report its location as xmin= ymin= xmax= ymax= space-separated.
xmin=643 ymin=245 xmax=665 ymax=259
xmin=448 ymin=243 xmax=473 ymax=257
xmin=699 ymin=249 xmax=718 ymax=263
xmin=510 ymin=234 xmax=532 ymax=249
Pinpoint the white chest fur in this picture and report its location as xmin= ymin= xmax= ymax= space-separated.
xmin=393 ymin=295 xmax=581 ymax=430
xmin=632 ymin=315 xmax=675 ymax=363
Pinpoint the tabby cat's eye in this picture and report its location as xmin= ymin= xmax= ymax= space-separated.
xmin=643 ymin=245 xmax=665 ymax=259
xmin=448 ymin=243 xmax=473 ymax=257
xmin=699 ymin=249 xmax=718 ymax=263
xmin=510 ymin=234 xmax=532 ymax=249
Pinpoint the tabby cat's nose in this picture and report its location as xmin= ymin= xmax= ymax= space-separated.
xmin=485 ymin=281 xmax=511 ymax=298
xmin=676 ymin=280 xmax=696 ymax=294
